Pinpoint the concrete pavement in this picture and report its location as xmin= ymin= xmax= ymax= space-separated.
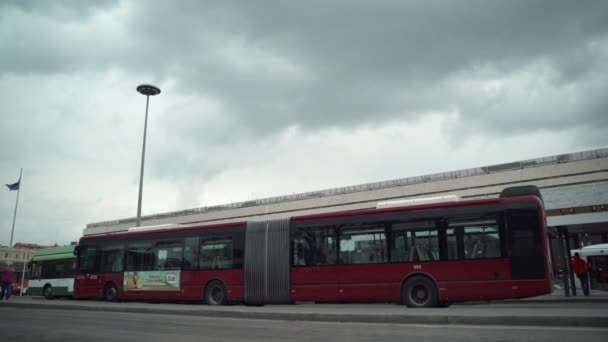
xmin=505 ymin=289 xmax=608 ymax=302
xmin=2 ymin=296 xmax=608 ymax=328
xmin=3 ymin=307 xmax=608 ymax=342
xmin=472 ymin=289 xmax=608 ymax=304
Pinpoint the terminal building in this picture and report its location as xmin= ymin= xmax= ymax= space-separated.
xmin=85 ymin=148 xmax=608 ymax=290
xmin=0 ymin=243 xmax=55 ymax=269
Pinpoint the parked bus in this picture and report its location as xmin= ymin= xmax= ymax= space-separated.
xmin=571 ymin=244 xmax=608 ymax=291
xmin=29 ymin=245 xmax=77 ymax=299
xmin=74 ymin=185 xmax=552 ymax=307
xmin=581 ymin=244 xmax=608 ymax=291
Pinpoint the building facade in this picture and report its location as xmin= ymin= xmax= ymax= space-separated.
xmin=0 ymin=243 xmax=55 ymax=268
xmin=85 ymin=148 xmax=608 ymax=237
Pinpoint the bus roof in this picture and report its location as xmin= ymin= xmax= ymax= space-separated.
xmin=292 ymin=194 xmax=542 ymax=222
xmin=80 ymin=221 xmax=246 ymax=242
xmin=32 ymin=245 xmax=76 ymax=261
xmin=582 ymin=243 xmax=608 ymax=251
xmin=376 ymin=194 xmax=461 ymax=209
xmin=571 ymin=244 xmax=608 ymax=258
xmin=79 ymin=194 xmax=543 ymax=242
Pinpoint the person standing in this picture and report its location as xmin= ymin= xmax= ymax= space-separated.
xmin=1 ymin=262 xmax=16 ymax=300
xmin=571 ymin=252 xmax=591 ymax=296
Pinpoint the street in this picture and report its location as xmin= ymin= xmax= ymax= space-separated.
xmin=1 ymin=307 xmax=607 ymax=342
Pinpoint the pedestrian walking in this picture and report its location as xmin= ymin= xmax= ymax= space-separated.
xmin=571 ymin=252 xmax=591 ymax=296
xmin=1 ymin=262 xmax=16 ymax=300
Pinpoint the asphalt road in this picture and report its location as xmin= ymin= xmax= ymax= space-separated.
xmin=2 ymin=307 xmax=607 ymax=342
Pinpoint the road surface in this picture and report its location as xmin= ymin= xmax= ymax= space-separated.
xmin=2 ymin=307 xmax=607 ymax=342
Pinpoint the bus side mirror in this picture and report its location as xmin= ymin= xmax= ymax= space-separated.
xmin=73 ymin=246 xmax=80 ymax=256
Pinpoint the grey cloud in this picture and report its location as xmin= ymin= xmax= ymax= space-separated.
xmin=116 ymin=1 xmax=606 ymax=178
xmin=131 ymin=1 xmax=608 ymax=135
xmin=1 ymin=1 xmax=607 ymax=244
xmin=1 ymin=0 xmax=118 ymax=18
xmin=2 ymin=0 xmax=607 ymax=180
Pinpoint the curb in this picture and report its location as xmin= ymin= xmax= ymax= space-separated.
xmin=499 ymin=299 xmax=608 ymax=304
xmin=2 ymin=301 xmax=607 ymax=328
xmin=458 ymin=298 xmax=608 ymax=305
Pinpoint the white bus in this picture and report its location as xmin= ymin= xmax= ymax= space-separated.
xmin=571 ymin=244 xmax=608 ymax=291
xmin=29 ymin=245 xmax=76 ymax=299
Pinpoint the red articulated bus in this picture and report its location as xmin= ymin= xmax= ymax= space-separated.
xmin=73 ymin=185 xmax=552 ymax=307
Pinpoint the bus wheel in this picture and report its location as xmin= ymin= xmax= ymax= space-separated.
xmin=204 ymin=280 xmax=228 ymax=306
xmin=43 ymin=285 xmax=54 ymax=300
xmin=103 ymin=283 xmax=118 ymax=302
xmin=402 ymin=276 xmax=438 ymax=308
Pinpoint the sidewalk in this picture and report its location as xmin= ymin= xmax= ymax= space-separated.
xmin=486 ymin=290 xmax=608 ymax=304
xmin=2 ymin=296 xmax=607 ymax=328
xmin=472 ymin=289 xmax=608 ymax=305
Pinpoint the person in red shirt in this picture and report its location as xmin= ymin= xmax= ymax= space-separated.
xmin=1 ymin=262 xmax=16 ymax=300
xmin=571 ymin=252 xmax=590 ymax=296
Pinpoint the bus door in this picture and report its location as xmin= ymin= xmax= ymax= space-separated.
xmin=337 ymin=223 xmax=394 ymax=302
xmin=75 ymin=246 xmax=103 ymax=297
xmin=291 ymin=225 xmax=340 ymax=302
xmin=506 ymin=209 xmax=545 ymax=281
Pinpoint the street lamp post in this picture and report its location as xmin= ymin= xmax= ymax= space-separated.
xmin=136 ymin=84 xmax=161 ymax=227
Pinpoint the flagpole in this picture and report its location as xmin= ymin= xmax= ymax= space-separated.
xmin=9 ymin=168 xmax=22 ymax=248
xmin=20 ymin=258 xmax=26 ymax=296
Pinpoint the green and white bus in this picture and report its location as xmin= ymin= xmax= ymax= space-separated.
xmin=29 ymin=245 xmax=77 ymax=299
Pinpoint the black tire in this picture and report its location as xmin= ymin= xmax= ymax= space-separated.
xmin=103 ymin=283 xmax=119 ymax=302
xmin=43 ymin=284 xmax=54 ymax=300
xmin=204 ymin=280 xmax=228 ymax=306
xmin=402 ymin=276 xmax=439 ymax=308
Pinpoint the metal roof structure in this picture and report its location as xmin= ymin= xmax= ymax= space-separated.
xmin=87 ymin=148 xmax=608 ymax=230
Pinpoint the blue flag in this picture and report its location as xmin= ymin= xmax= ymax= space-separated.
xmin=5 ymin=180 xmax=20 ymax=191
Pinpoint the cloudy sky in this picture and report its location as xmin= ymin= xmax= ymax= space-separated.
xmin=1 ymin=0 xmax=607 ymax=246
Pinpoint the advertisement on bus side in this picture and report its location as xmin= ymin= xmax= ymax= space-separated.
xmin=123 ymin=271 xmax=180 ymax=291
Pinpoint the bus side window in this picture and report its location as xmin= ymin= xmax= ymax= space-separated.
xmin=31 ymin=262 xmax=41 ymax=279
xmin=153 ymin=242 xmax=183 ymax=270
xmin=182 ymin=237 xmax=199 ymax=269
xmin=448 ymin=215 xmax=503 ymax=259
xmin=125 ymin=243 xmax=154 ymax=272
xmin=390 ymin=221 xmax=439 ymax=263
xmin=445 ymin=228 xmax=458 ymax=260
xmin=100 ymin=246 xmax=124 ymax=273
xmin=339 ymin=223 xmax=386 ymax=264
xmin=291 ymin=226 xmax=337 ymax=266
xmin=200 ymin=239 xmax=233 ymax=269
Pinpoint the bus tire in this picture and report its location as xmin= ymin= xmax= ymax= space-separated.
xmin=43 ymin=284 xmax=54 ymax=300
xmin=402 ymin=276 xmax=438 ymax=308
xmin=204 ymin=280 xmax=228 ymax=306
xmin=103 ymin=282 xmax=119 ymax=302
